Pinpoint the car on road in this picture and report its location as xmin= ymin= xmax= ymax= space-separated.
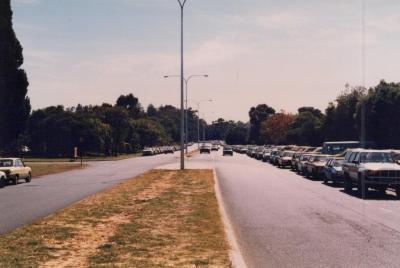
xmin=142 ymin=148 xmax=154 ymax=156
xmin=304 ymin=155 xmax=330 ymax=179
xmin=211 ymin=144 xmax=220 ymax=151
xmin=262 ymin=150 xmax=271 ymax=162
xmin=342 ymin=149 xmax=400 ymax=198
xmin=277 ymin=151 xmax=295 ymax=168
xmin=0 ymin=158 xmax=32 ymax=186
xmin=323 ymin=157 xmax=345 ymax=184
xmin=223 ymin=146 xmax=234 ymax=156
xmin=296 ymin=154 xmax=315 ymax=174
xmin=200 ymin=144 xmax=211 ymax=154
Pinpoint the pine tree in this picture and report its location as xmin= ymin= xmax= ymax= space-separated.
xmin=0 ymin=0 xmax=31 ymax=153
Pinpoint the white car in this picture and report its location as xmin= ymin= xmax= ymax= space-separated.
xmin=0 ymin=158 xmax=32 ymax=186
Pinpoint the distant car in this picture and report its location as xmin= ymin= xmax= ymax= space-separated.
xmin=0 ymin=158 xmax=32 ymax=186
xmin=223 ymin=147 xmax=234 ymax=156
xmin=142 ymin=148 xmax=154 ymax=156
xmin=262 ymin=150 xmax=271 ymax=162
xmin=211 ymin=145 xmax=220 ymax=151
xmin=200 ymin=144 xmax=211 ymax=154
xmin=323 ymin=158 xmax=345 ymax=184
xmin=277 ymin=151 xmax=295 ymax=168
xmin=164 ymin=147 xmax=174 ymax=154
xmin=304 ymin=155 xmax=330 ymax=179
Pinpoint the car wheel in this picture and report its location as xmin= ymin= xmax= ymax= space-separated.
xmin=13 ymin=175 xmax=19 ymax=185
xmin=25 ymin=173 xmax=32 ymax=183
xmin=0 ymin=177 xmax=5 ymax=188
xmin=323 ymin=173 xmax=328 ymax=184
xmin=344 ymin=174 xmax=352 ymax=193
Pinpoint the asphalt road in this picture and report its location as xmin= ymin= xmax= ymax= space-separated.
xmin=190 ymin=151 xmax=400 ymax=268
xmin=0 ymin=153 xmax=180 ymax=234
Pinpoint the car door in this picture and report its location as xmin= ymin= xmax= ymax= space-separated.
xmin=16 ymin=160 xmax=28 ymax=179
xmin=349 ymin=153 xmax=360 ymax=179
xmin=324 ymin=159 xmax=332 ymax=180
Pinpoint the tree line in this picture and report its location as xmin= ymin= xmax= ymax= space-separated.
xmin=209 ymin=81 xmax=400 ymax=149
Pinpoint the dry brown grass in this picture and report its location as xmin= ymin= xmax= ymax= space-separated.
xmin=27 ymin=162 xmax=87 ymax=177
xmin=0 ymin=169 xmax=230 ymax=268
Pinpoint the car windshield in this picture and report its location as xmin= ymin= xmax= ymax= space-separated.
xmin=284 ymin=152 xmax=294 ymax=157
xmin=0 ymin=160 xmax=13 ymax=167
xmin=360 ymin=152 xmax=394 ymax=163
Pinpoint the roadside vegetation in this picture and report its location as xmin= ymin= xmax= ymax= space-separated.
xmin=0 ymin=169 xmax=230 ymax=267
xmin=27 ymin=162 xmax=86 ymax=177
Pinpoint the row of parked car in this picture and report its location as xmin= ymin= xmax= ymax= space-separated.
xmin=232 ymin=143 xmax=400 ymax=199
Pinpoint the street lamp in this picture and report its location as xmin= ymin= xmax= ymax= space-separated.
xmin=177 ymin=0 xmax=188 ymax=170
xmin=164 ymin=74 xmax=209 ymax=154
xmin=196 ymin=99 xmax=213 ymax=148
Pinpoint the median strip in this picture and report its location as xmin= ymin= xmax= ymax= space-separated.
xmin=0 ymin=169 xmax=230 ymax=267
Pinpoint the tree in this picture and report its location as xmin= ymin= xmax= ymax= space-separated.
xmin=147 ymin=104 xmax=158 ymax=117
xmin=261 ymin=112 xmax=295 ymax=145
xmin=116 ymin=94 xmax=143 ymax=119
xmin=226 ymin=123 xmax=248 ymax=145
xmin=0 ymin=0 xmax=31 ymax=153
xmin=322 ymin=87 xmax=365 ymax=141
xmin=355 ymin=80 xmax=400 ymax=149
xmin=248 ymin=104 xmax=275 ymax=144
xmin=287 ymin=107 xmax=324 ymax=146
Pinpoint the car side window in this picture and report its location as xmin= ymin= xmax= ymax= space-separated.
xmin=354 ymin=153 xmax=361 ymax=162
xmin=344 ymin=151 xmax=352 ymax=162
xmin=348 ymin=153 xmax=357 ymax=163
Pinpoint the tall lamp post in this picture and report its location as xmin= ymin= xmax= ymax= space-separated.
xmin=177 ymin=0 xmax=187 ymax=170
xmin=196 ymin=100 xmax=213 ymax=148
xmin=164 ymin=74 xmax=209 ymax=154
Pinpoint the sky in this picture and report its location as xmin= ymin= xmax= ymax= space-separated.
xmin=11 ymin=0 xmax=400 ymax=122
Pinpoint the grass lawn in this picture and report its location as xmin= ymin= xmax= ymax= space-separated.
xmin=24 ymin=153 xmax=140 ymax=163
xmin=26 ymin=162 xmax=87 ymax=177
xmin=0 ymin=169 xmax=231 ymax=267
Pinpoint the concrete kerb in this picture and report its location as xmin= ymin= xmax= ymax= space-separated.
xmin=213 ymin=169 xmax=248 ymax=268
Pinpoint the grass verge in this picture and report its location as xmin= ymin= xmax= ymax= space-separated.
xmin=0 ymin=169 xmax=230 ymax=267
xmin=27 ymin=162 xmax=87 ymax=177
xmin=24 ymin=153 xmax=140 ymax=163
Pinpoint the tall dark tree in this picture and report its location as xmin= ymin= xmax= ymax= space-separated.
xmin=322 ymin=87 xmax=365 ymax=142
xmin=0 ymin=0 xmax=31 ymax=153
xmin=248 ymin=104 xmax=275 ymax=144
xmin=116 ymin=94 xmax=142 ymax=119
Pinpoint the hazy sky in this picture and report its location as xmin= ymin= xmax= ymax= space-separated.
xmin=11 ymin=0 xmax=400 ymax=122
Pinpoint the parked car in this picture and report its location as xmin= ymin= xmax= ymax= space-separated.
xmin=304 ymin=155 xmax=330 ymax=179
xmin=223 ymin=146 xmax=234 ymax=156
xmin=164 ymin=147 xmax=174 ymax=154
xmin=200 ymin=144 xmax=211 ymax=154
xmin=211 ymin=144 xmax=220 ymax=151
xmin=296 ymin=154 xmax=315 ymax=174
xmin=0 ymin=158 xmax=32 ymax=185
xmin=323 ymin=157 xmax=345 ymax=184
xmin=342 ymin=149 xmax=400 ymax=198
xmin=142 ymin=148 xmax=154 ymax=156
xmin=262 ymin=150 xmax=271 ymax=162
xmin=277 ymin=151 xmax=295 ymax=168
